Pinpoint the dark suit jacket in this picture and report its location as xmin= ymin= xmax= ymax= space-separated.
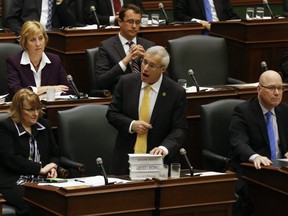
xmin=6 ymin=51 xmax=73 ymax=97
xmin=5 ymin=0 xmax=77 ymax=35
xmin=0 ymin=117 xmax=59 ymax=187
xmin=84 ymin=0 xmax=144 ymax=25
xmin=94 ymin=35 xmax=155 ymax=93
xmin=173 ymin=0 xmax=239 ymax=21
xmin=230 ymin=96 xmax=288 ymax=162
xmin=106 ymin=73 xmax=188 ymax=175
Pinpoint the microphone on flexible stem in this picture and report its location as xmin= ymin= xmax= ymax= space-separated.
xmin=261 ymin=61 xmax=268 ymax=71
xmin=90 ymin=5 xmax=100 ymax=28
xmin=158 ymin=3 xmax=170 ymax=25
xmin=180 ymin=148 xmax=194 ymax=176
xmin=187 ymin=69 xmax=200 ymax=92
xmin=96 ymin=157 xmax=109 ymax=185
xmin=67 ymin=74 xmax=81 ymax=99
xmin=263 ymin=0 xmax=274 ymax=18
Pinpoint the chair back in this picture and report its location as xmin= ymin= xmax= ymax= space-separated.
xmin=85 ymin=47 xmax=100 ymax=96
xmin=57 ymin=104 xmax=117 ymax=177
xmin=0 ymin=113 xmax=9 ymax=121
xmin=0 ymin=43 xmax=22 ymax=96
xmin=284 ymin=0 xmax=288 ymax=17
xmin=201 ymin=99 xmax=244 ymax=172
xmin=167 ymin=35 xmax=229 ymax=87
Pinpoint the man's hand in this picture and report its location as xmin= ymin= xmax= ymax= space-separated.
xmin=253 ymin=155 xmax=272 ymax=169
xmin=132 ymin=120 xmax=152 ymax=134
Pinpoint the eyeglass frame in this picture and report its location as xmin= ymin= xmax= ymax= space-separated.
xmin=122 ymin=19 xmax=141 ymax=25
xmin=22 ymin=107 xmax=42 ymax=113
xmin=259 ymin=84 xmax=285 ymax=92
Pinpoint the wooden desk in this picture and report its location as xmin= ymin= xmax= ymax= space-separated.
xmin=0 ymin=30 xmax=17 ymax=43
xmin=210 ymin=19 xmax=288 ymax=83
xmin=241 ymin=162 xmax=288 ymax=216
xmin=154 ymin=172 xmax=236 ymax=216
xmin=46 ymin=24 xmax=204 ymax=92
xmin=24 ymin=172 xmax=236 ymax=216
xmin=24 ymin=180 xmax=156 ymax=216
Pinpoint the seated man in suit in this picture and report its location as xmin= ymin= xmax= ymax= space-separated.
xmin=94 ymin=4 xmax=155 ymax=93
xmin=173 ymin=0 xmax=239 ymax=30
xmin=5 ymin=0 xmax=77 ymax=36
xmin=106 ymin=45 xmax=188 ymax=175
xmin=84 ymin=0 xmax=144 ymax=26
xmin=230 ymin=70 xmax=288 ymax=215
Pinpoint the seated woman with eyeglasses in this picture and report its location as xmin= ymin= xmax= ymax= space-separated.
xmin=6 ymin=20 xmax=73 ymax=99
xmin=0 ymin=89 xmax=60 ymax=215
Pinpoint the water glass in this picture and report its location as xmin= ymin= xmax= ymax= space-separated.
xmin=246 ymin=7 xmax=254 ymax=20
xmin=256 ymin=7 xmax=264 ymax=19
xmin=141 ymin=14 xmax=149 ymax=27
xmin=151 ymin=13 xmax=160 ymax=26
xmin=170 ymin=163 xmax=181 ymax=179
xmin=46 ymin=88 xmax=55 ymax=101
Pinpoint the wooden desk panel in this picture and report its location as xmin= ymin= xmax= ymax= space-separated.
xmin=0 ymin=30 xmax=17 ymax=43
xmin=24 ymin=173 xmax=236 ymax=216
xmin=24 ymin=181 xmax=156 ymax=216
xmin=154 ymin=172 xmax=236 ymax=216
xmin=241 ymin=162 xmax=288 ymax=216
xmin=46 ymin=24 xmax=204 ymax=93
xmin=210 ymin=19 xmax=288 ymax=83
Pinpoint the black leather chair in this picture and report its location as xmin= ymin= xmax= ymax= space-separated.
xmin=57 ymin=104 xmax=117 ymax=177
xmin=0 ymin=43 xmax=22 ymax=97
xmin=167 ymin=35 xmax=245 ymax=87
xmin=85 ymin=47 xmax=111 ymax=97
xmin=284 ymin=0 xmax=288 ymax=17
xmin=0 ymin=113 xmax=16 ymax=216
xmin=201 ymin=99 xmax=244 ymax=172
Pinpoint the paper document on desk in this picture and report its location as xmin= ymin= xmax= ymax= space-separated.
xmin=38 ymin=176 xmax=130 ymax=187
xmin=187 ymin=171 xmax=226 ymax=177
xmin=186 ymin=86 xmax=213 ymax=93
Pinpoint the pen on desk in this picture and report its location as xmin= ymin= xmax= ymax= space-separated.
xmin=74 ymin=179 xmax=85 ymax=183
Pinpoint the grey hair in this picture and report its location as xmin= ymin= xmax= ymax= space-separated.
xmin=145 ymin=46 xmax=170 ymax=67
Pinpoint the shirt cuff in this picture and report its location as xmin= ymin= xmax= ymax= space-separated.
xmin=249 ymin=153 xmax=260 ymax=162
xmin=158 ymin=146 xmax=169 ymax=157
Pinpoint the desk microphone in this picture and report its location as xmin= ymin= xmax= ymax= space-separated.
xmin=188 ymin=69 xmax=200 ymax=92
xmin=261 ymin=61 xmax=268 ymax=71
xmin=158 ymin=3 xmax=170 ymax=25
xmin=90 ymin=5 xmax=100 ymax=28
xmin=67 ymin=74 xmax=81 ymax=99
xmin=263 ymin=0 xmax=274 ymax=18
xmin=180 ymin=148 xmax=194 ymax=176
xmin=96 ymin=157 xmax=109 ymax=185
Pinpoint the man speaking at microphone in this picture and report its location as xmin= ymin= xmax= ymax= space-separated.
xmin=106 ymin=46 xmax=187 ymax=175
xmin=84 ymin=0 xmax=144 ymax=26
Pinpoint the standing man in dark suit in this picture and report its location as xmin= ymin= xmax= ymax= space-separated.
xmin=84 ymin=0 xmax=144 ymax=26
xmin=5 ymin=0 xmax=77 ymax=36
xmin=174 ymin=0 xmax=239 ymax=30
xmin=94 ymin=4 xmax=155 ymax=93
xmin=106 ymin=46 xmax=187 ymax=175
xmin=230 ymin=70 xmax=288 ymax=215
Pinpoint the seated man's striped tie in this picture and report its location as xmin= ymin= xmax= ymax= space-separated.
xmin=127 ymin=41 xmax=140 ymax=73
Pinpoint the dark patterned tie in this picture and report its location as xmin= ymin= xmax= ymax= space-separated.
xmin=46 ymin=0 xmax=54 ymax=29
xmin=127 ymin=41 xmax=140 ymax=73
xmin=265 ymin=111 xmax=277 ymax=160
xmin=113 ymin=0 xmax=121 ymax=14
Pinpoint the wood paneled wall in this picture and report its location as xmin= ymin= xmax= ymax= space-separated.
xmin=0 ymin=0 xmax=282 ymax=16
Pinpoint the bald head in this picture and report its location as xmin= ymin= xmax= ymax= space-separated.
xmin=259 ymin=70 xmax=282 ymax=86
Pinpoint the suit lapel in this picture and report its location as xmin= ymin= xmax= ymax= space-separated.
xmin=252 ymin=98 xmax=270 ymax=147
xmin=150 ymin=77 xmax=168 ymax=124
xmin=196 ymin=0 xmax=206 ymax=18
xmin=23 ymin=65 xmax=37 ymax=86
xmin=105 ymin=0 xmax=114 ymax=14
